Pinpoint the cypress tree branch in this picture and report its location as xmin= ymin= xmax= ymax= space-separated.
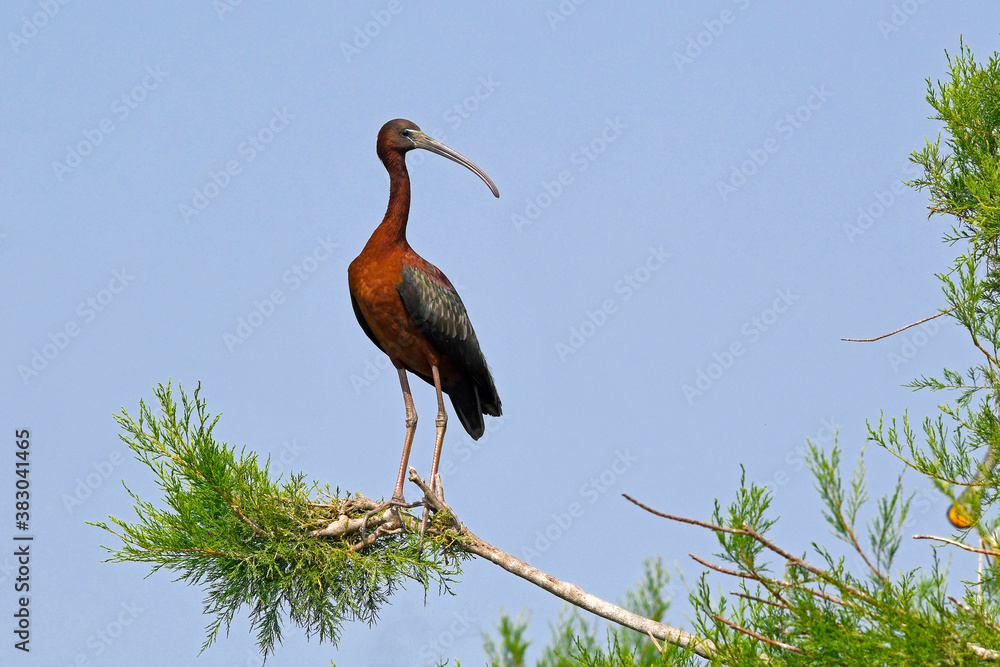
xmin=841 ymin=306 xmax=956 ymax=342
xmin=914 ymin=533 xmax=1000 ymax=557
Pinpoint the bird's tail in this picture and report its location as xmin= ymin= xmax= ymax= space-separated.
xmin=450 ymin=382 xmax=486 ymax=440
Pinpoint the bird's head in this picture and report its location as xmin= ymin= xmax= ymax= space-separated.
xmin=377 ymin=118 xmax=499 ymax=197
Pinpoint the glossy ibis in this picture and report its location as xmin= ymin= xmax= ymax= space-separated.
xmin=348 ymin=119 xmax=501 ymax=502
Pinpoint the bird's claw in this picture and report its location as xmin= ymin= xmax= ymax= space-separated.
xmin=359 ymin=497 xmax=422 ymax=543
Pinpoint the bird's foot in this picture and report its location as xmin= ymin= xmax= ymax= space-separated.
xmin=360 ymin=496 xmax=422 ymax=543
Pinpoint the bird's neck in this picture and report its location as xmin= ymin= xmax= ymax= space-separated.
xmin=369 ymin=150 xmax=411 ymax=250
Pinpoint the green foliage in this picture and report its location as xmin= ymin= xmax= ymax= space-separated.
xmin=483 ymin=558 xmax=697 ymax=666
xmin=877 ymin=36 xmax=1000 ymax=583
xmin=486 ymin=450 xmax=995 ymax=665
xmin=476 ymin=40 xmax=1000 ymax=665
xmin=682 ymin=450 xmax=992 ymax=665
xmin=483 ymin=608 xmax=531 ymax=666
xmin=93 ymin=381 xmax=467 ymax=658
xmin=910 ymin=39 xmax=1000 ymax=247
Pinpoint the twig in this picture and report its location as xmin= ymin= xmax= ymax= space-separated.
xmin=732 ymin=590 xmax=790 ymax=610
xmin=646 ymin=630 xmax=667 ymax=654
xmin=713 ymin=614 xmax=805 ymax=654
xmin=970 ymin=332 xmax=1000 ymax=368
xmin=628 ymin=494 xmax=871 ymax=605
xmin=409 ymin=471 xmax=457 ymax=520
xmin=231 ymin=504 xmax=268 ymax=537
xmin=841 ymin=307 xmax=954 ymax=342
xmin=623 ymin=494 xmax=746 ymax=535
xmin=913 ymin=534 xmax=1000 ymax=557
xmin=740 ymin=524 xmax=872 ymax=602
xmin=928 ymin=205 xmax=971 ymax=219
xmin=690 ymin=553 xmax=745 ymax=579
xmin=950 ymin=596 xmax=1000 ymax=633
xmin=692 ymin=554 xmax=849 ymax=609
xmin=827 ymin=495 xmax=890 ymax=587
xmin=348 ymin=521 xmax=404 ymax=552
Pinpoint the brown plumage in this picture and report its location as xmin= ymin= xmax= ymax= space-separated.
xmin=348 ymin=119 xmax=501 ymax=501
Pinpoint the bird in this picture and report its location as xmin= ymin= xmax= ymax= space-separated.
xmin=348 ymin=118 xmax=502 ymax=504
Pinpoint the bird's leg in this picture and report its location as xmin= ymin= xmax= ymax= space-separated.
xmin=392 ymin=368 xmax=418 ymax=502
xmin=429 ymin=364 xmax=448 ymax=499
xmin=419 ymin=365 xmax=448 ymax=541
xmin=362 ymin=369 xmax=419 ymax=543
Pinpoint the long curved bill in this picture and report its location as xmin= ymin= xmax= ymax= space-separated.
xmin=410 ymin=131 xmax=500 ymax=198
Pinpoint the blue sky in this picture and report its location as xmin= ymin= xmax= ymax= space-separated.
xmin=2 ymin=2 xmax=998 ymax=665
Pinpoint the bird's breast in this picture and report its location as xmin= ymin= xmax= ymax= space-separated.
xmin=348 ymin=251 xmax=444 ymax=378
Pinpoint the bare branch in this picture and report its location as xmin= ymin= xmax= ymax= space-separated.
xmin=842 ymin=307 xmax=954 ymax=342
xmin=625 ymin=494 xmax=873 ymax=605
xmin=399 ymin=472 xmax=718 ymax=659
xmin=692 ymin=554 xmax=850 ymax=609
xmin=690 ymin=553 xmax=745 ymax=578
xmin=739 ymin=524 xmax=872 ymax=602
xmin=913 ymin=534 xmax=1000 ymax=557
xmin=713 ymin=614 xmax=805 ymax=654
xmin=623 ymin=493 xmax=746 ymax=535
xmin=459 ymin=526 xmax=716 ymax=658
xmin=968 ymin=643 xmax=1000 ymax=661
xmin=311 ymin=511 xmax=396 ymax=538
xmin=731 ymin=590 xmax=791 ymax=610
